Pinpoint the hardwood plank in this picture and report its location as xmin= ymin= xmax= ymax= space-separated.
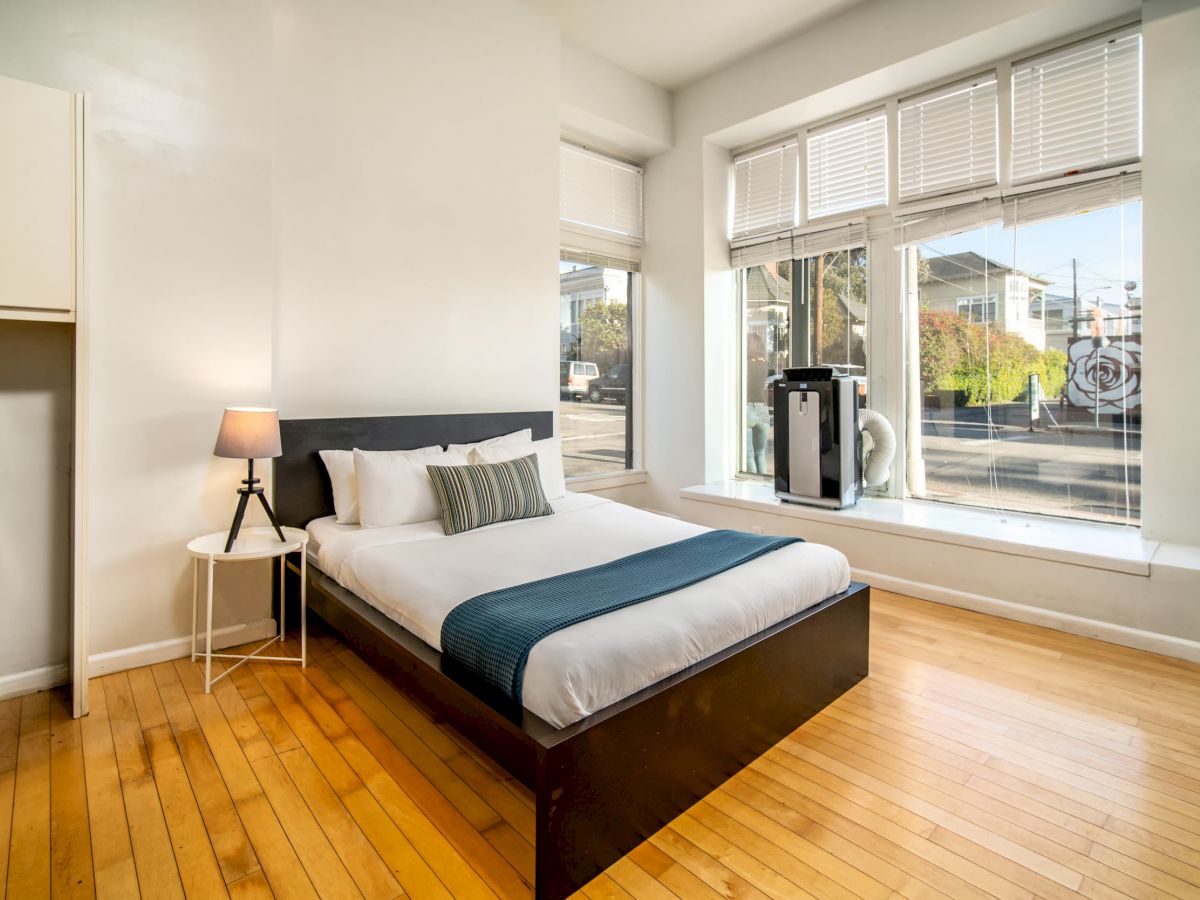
xmin=248 ymin=664 xmax=447 ymax=898
xmin=102 ymin=673 xmax=185 ymax=900
xmin=276 ymin=747 xmax=402 ymax=900
xmin=7 ymin=692 xmax=50 ymax=899
xmin=279 ymin=665 xmax=517 ymax=898
xmin=226 ymin=871 xmax=274 ymax=900
xmin=249 ymin=753 xmax=362 ymax=899
xmin=48 ymin=688 xmax=94 ymax=899
xmin=0 ymin=697 xmax=22 ymax=900
xmin=151 ymin=660 xmax=260 ymax=885
xmin=234 ymin=792 xmax=320 ymax=900
xmin=77 ymin=677 xmax=139 ymax=900
xmin=295 ymin=665 xmax=528 ymax=896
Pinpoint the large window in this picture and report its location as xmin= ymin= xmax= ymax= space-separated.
xmin=739 ymin=247 xmax=867 ymax=476
xmin=906 ymin=200 xmax=1142 ymax=523
xmin=729 ymin=24 xmax=1144 ymax=529
xmin=559 ymin=259 xmax=636 ymax=478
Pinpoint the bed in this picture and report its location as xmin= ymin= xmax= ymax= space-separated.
xmin=275 ymin=411 xmax=870 ymax=900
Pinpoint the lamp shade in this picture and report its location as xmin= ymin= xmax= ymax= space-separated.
xmin=213 ymin=407 xmax=282 ymax=459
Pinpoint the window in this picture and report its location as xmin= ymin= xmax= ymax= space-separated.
xmin=1011 ymin=28 xmax=1142 ymax=184
xmin=899 ymin=74 xmax=998 ymax=201
xmin=729 ymin=26 xmax=1145 ymax=528
xmin=955 ymin=295 xmax=999 ymax=323
xmin=559 ymin=255 xmax=636 ymax=478
xmin=906 ymin=199 xmax=1142 ymax=524
xmin=807 ymin=110 xmax=887 ymax=219
xmin=739 ymin=247 xmax=867 ymax=476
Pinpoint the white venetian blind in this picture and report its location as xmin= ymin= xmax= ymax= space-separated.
xmin=559 ymin=142 xmax=644 ymax=244
xmin=731 ymin=138 xmax=799 ymax=239
xmin=807 ymin=110 xmax=887 ymax=219
xmin=1011 ymin=28 xmax=1142 ymax=184
xmin=898 ymin=75 xmax=998 ymax=201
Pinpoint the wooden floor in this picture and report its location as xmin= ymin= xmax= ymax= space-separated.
xmin=4 ymin=591 xmax=1200 ymax=899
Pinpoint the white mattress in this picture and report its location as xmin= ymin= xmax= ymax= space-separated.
xmin=309 ymin=493 xmax=850 ymax=728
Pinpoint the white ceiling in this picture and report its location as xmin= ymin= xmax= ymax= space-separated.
xmin=522 ymin=0 xmax=868 ymax=90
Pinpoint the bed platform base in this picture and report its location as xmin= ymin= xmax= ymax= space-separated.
xmin=301 ymin=566 xmax=869 ymax=899
xmin=275 ymin=410 xmax=870 ymax=899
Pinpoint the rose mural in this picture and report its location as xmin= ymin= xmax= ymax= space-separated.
xmin=1066 ymin=337 xmax=1142 ymax=414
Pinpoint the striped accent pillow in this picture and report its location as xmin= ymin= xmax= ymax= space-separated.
xmin=426 ymin=453 xmax=554 ymax=535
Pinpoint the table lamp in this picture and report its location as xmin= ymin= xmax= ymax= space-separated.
xmin=214 ymin=407 xmax=286 ymax=552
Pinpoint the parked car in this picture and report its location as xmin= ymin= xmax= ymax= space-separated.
xmin=560 ymin=360 xmax=599 ymax=400
xmin=588 ymin=363 xmax=630 ymax=403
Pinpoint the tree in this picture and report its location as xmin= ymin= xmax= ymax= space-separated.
xmin=579 ymin=301 xmax=629 ymax=369
xmin=918 ymin=307 xmax=1069 ymax=406
xmin=814 ymin=248 xmax=867 ymax=366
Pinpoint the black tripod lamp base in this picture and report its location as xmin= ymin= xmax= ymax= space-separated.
xmin=224 ymin=458 xmax=286 ymax=553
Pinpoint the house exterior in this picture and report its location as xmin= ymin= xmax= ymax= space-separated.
xmin=918 ymin=251 xmax=1051 ymax=350
xmin=1044 ymin=293 xmax=1141 ymax=353
xmin=559 ymin=264 xmax=629 ymax=358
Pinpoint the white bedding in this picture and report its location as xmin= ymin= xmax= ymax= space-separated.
xmin=310 ymin=493 xmax=850 ymax=728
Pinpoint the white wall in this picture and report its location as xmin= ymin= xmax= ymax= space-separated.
xmin=681 ymin=494 xmax=1200 ymax=661
xmin=0 ymin=322 xmax=73 ymax=688
xmin=560 ymin=40 xmax=672 ymax=161
xmin=1140 ymin=0 xmax=1200 ymax=547
xmin=0 ymin=0 xmax=649 ymax=685
xmin=0 ymin=0 xmax=277 ymax=666
xmin=272 ymin=0 xmax=561 ymax=420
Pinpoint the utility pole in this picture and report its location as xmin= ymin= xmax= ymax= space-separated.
xmin=1071 ymin=257 xmax=1079 ymax=339
xmin=814 ymin=255 xmax=825 ymax=361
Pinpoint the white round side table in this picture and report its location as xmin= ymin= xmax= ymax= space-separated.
xmin=186 ymin=525 xmax=308 ymax=694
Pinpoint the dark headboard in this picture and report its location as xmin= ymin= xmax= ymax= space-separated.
xmin=275 ymin=411 xmax=554 ymax=528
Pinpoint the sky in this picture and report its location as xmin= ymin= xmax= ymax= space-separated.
xmin=919 ymin=200 xmax=1142 ymax=309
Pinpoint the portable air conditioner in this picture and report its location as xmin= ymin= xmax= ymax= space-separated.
xmin=774 ymin=366 xmax=866 ymax=509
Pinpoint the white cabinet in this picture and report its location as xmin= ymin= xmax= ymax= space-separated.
xmin=0 ymin=74 xmax=79 ymax=320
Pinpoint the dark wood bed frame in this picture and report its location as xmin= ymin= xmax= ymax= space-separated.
xmin=274 ymin=411 xmax=870 ymax=900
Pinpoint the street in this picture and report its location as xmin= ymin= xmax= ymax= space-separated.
xmin=559 ymin=399 xmax=629 ymax=477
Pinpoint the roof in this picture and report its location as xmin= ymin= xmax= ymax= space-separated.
xmin=920 ymin=251 xmax=1051 ymax=287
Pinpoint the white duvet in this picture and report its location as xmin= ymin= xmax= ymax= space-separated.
xmin=311 ymin=493 xmax=850 ymax=728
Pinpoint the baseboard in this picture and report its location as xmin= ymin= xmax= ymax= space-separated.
xmin=855 ymin=567 xmax=1200 ymax=663
xmin=0 ymin=663 xmax=71 ymax=702
xmin=88 ymin=617 xmax=279 ymax=677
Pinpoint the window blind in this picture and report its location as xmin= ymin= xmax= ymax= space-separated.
xmin=896 ymin=198 xmax=1003 ymax=246
xmin=807 ymin=110 xmax=887 ymax=220
xmin=1011 ymin=28 xmax=1141 ymax=184
xmin=730 ymin=234 xmax=794 ymax=269
xmin=793 ymin=222 xmax=868 ymax=259
xmin=559 ymin=142 xmax=644 ymax=244
xmin=1002 ymin=171 xmax=1141 ymax=227
xmin=731 ymin=138 xmax=799 ymax=239
xmin=898 ymin=75 xmax=998 ymax=201
xmin=560 ymin=246 xmax=641 ymax=273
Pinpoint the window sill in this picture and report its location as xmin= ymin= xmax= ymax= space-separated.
xmin=680 ymin=479 xmax=1157 ymax=576
xmin=567 ymin=469 xmax=647 ymax=493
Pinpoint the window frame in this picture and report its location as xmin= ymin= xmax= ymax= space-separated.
xmin=559 ymin=254 xmax=644 ymax=487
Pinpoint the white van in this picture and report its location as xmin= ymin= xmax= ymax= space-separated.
xmin=560 ymin=360 xmax=599 ymax=400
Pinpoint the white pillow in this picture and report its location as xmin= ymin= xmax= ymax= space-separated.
xmin=446 ymin=428 xmax=532 ymax=455
xmin=355 ymin=447 xmax=470 ymax=527
xmin=319 ymin=445 xmax=440 ymax=525
xmin=472 ymin=436 xmax=566 ymax=500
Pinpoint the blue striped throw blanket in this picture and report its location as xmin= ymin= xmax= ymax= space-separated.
xmin=440 ymin=529 xmax=802 ymax=703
